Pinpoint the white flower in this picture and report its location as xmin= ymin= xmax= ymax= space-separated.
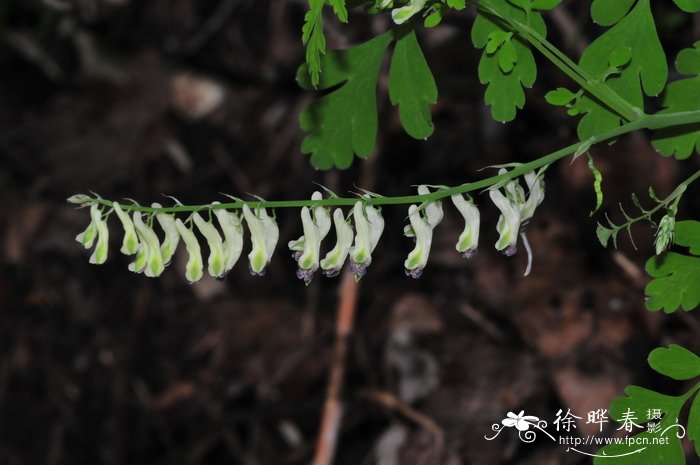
xmin=349 ymin=202 xmax=384 ymax=279
xmin=289 ymin=192 xmax=331 ymax=283
xmin=174 ymin=218 xmax=204 ymax=283
xmin=404 ymin=204 xmax=436 ymax=278
xmin=490 ymin=188 xmax=521 ymax=256
xmin=418 ymin=185 xmax=443 ymax=227
xmin=521 ymin=171 xmax=545 ymax=223
xmin=152 ymin=204 xmax=180 ymax=265
xmin=451 ymin=194 xmax=480 ymax=258
xmin=391 ymin=0 xmax=428 ymax=24
xmin=320 ymin=208 xmax=354 ymax=277
xmin=212 ymin=202 xmax=244 ymax=273
xmin=131 ymin=212 xmax=165 ymax=277
xmin=193 ymin=213 xmax=227 ymax=278
xmin=84 ymin=204 xmax=109 ymax=265
xmin=113 ymin=202 xmax=140 ymax=256
xmin=243 ymin=204 xmax=279 ymax=276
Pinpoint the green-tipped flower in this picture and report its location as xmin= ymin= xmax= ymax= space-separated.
xmin=175 ymin=218 xmax=204 ymax=283
xmin=113 ymin=202 xmax=140 ymax=255
xmin=76 ymin=204 xmax=99 ymax=249
xmin=88 ymin=205 xmax=109 ymax=265
xmin=152 ymin=204 xmax=180 ymax=265
xmin=349 ymin=202 xmax=384 ymax=279
xmin=521 ymin=171 xmax=545 ymax=223
xmin=391 ymin=0 xmax=427 ymax=24
xmin=655 ymin=213 xmax=675 ymax=255
xmin=212 ymin=202 xmax=244 ymax=273
xmin=289 ymin=192 xmax=331 ymax=283
xmin=132 ymin=212 xmax=165 ymax=277
xmin=243 ymin=205 xmax=279 ymax=276
xmin=320 ymin=209 xmax=354 ymax=277
xmin=193 ymin=213 xmax=226 ymax=278
xmin=451 ymin=194 xmax=480 ymax=258
xmin=404 ymin=204 xmax=438 ymax=279
xmin=490 ymin=188 xmax=521 ymax=256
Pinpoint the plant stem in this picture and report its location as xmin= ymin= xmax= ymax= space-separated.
xmin=80 ymin=110 xmax=700 ymax=214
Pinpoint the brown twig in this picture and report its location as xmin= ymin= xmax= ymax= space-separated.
xmin=310 ymin=271 xmax=359 ymax=465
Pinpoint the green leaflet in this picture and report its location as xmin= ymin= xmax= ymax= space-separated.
xmin=472 ymin=0 xmax=546 ymax=122
xmin=298 ymin=32 xmax=393 ymax=169
xmin=645 ymin=220 xmax=700 ymax=313
xmin=673 ymin=0 xmax=700 ymax=13
xmin=648 ymin=345 xmax=700 ymax=381
xmin=577 ymin=0 xmax=667 ymax=141
xmin=389 ymin=29 xmax=438 ymax=139
xmin=652 ymin=42 xmax=700 ymax=160
xmin=595 ymin=345 xmax=700 ymax=465
xmin=590 ymin=0 xmax=635 ymax=26
xmin=302 ymin=0 xmax=326 ymax=88
xmin=329 ymin=0 xmax=348 ymax=22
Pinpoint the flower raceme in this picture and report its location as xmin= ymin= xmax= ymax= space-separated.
xmin=68 ymin=172 xmax=545 ymax=283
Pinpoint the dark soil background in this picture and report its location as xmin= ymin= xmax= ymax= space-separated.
xmin=1 ymin=1 xmax=699 ymax=464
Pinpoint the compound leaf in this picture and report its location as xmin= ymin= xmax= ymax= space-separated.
xmin=389 ymin=30 xmax=438 ymax=139
xmin=652 ymin=43 xmax=700 ymax=160
xmin=298 ymin=32 xmax=393 ymax=169
xmin=577 ymin=0 xmax=667 ymax=140
xmin=648 ymin=345 xmax=700 ymax=381
xmin=472 ymin=0 xmax=546 ymax=122
xmin=302 ymin=0 xmax=327 ymax=88
xmin=645 ymin=221 xmax=700 ymax=313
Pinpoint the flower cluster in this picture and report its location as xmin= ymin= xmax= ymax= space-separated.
xmin=69 ymin=170 xmax=545 ymax=283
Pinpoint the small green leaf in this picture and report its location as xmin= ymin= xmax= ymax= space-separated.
xmin=389 ymin=30 xmax=438 ymax=139
xmin=672 ymin=0 xmax=700 ymax=13
xmin=590 ymin=0 xmax=636 ymax=26
xmin=298 ymin=32 xmax=394 ymax=169
xmin=596 ymin=222 xmax=613 ymax=247
xmin=424 ymin=9 xmax=442 ymax=28
xmin=675 ymin=220 xmax=700 ymax=254
xmin=652 ymin=43 xmax=700 ymax=160
xmin=545 ymin=87 xmax=576 ymax=105
xmin=645 ymin=253 xmax=700 ymax=312
xmin=472 ymin=0 xmax=545 ymax=122
xmin=648 ymin=345 xmax=700 ymax=380
xmin=445 ymin=0 xmax=466 ymax=9
xmin=329 ymin=0 xmax=348 ymax=22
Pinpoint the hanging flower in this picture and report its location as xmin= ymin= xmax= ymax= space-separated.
xmin=451 ymin=194 xmax=480 ymax=258
xmin=289 ymin=192 xmax=331 ymax=283
xmin=212 ymin=202 xmax=244 ymax=273
xmin=403 ymin=186 xmax=443 ymax=278
xmin=132 ymin=212 xmax=165 ymax=277
xmin=174 ymin=218 xmax=204 ymax=283
xmin=320 ymin=208 xmax=354 ymax=277
xmin=77 ymin=204 xmax=109 ymax=265
xmin=243 ymin=204 xmax=279 ymax=276
xmin=152 ymin=203 xmax=180 ymax=265
xmin=391 ymin=0 xmax=428 ymax=24
xmin=113 ymin=202 xmax=140 ymax=255
xmin=490 ymin=188 xmax=521 ymax=256
xmin=521 ymin=171 xmax=545 ymax=223
xmin=193 ymin=212 xmax=227 ymax=278
xmin=349 ymin=201 xmax=384 ymax=279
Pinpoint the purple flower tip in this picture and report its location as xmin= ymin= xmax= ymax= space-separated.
xmin=249 ymin=264 xmax=266 ymax=277
xmin=503 ymin=244 xmax=517 ymax=257
xmin=322 ymin=268 xmax=341 ymax=278
xmin=296 ymin=267 xmax=315 ymax=283
xmin=349 ymin=261 xmax=366 ymax=278
xmin=291 ymin=251 xmax=302 ymax=261
xmin=405 ymin=268 xmax=423 ymax=279
xmin=461 ymin=249 xmax=477 ymax=259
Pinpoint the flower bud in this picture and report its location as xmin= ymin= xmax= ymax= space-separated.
xmin=86 ymin=204 xmax=109 ymax=265
xmin=243 ymin=205 xmax=279 ymax=276
xmin=404 ymin=203 xmax=439 ymax=279
xmin=655 ymin=214 xmax=675 ymax=255
xmin=193 ymin=213 xmax=226 ymax=278
xmin=212 ymin=203 xmax=244 ymax=273
xmin=391 ymin=0 xmax=427 ymax=24
xmin=67 ymin=194 xmax=92 ymax=205
xmin=174 ymin=218 xmax=204 ymax=283
xmin=451 ymin=194 xmax=480 ymax=258
xmin=113 ymin=202 xmax=140 ymax=256
xmin=320 ymin=209 xmax=354 ymax=277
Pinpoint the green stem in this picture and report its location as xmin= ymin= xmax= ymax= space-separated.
xmin=476 ymin=3 xmax=640 ymax=122
xmin=81 ymin=111 xmax=700 ymax=214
